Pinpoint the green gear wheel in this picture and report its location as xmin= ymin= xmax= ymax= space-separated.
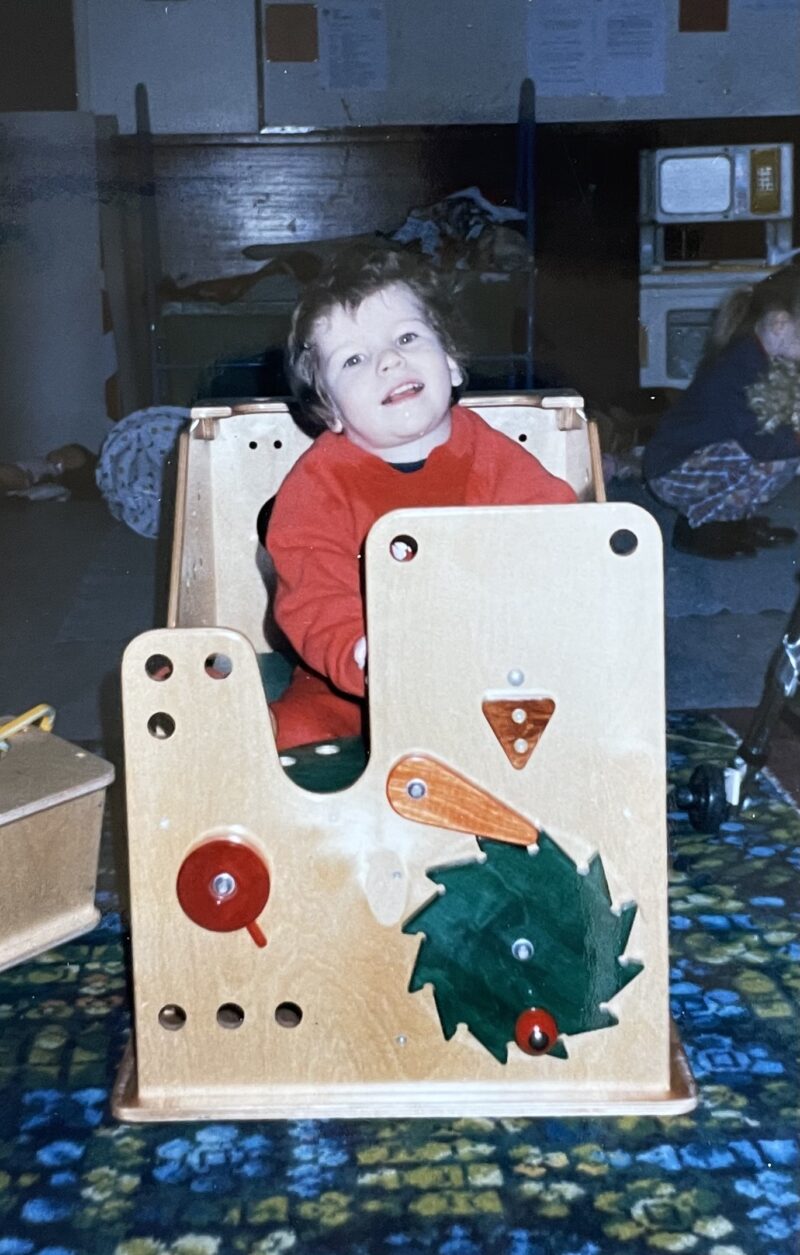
xmin=403 ymin=832 xmax=643 ymax=1062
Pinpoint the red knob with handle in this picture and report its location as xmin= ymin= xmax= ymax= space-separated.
xmin=176 ymin=837 xmax=270 ymax=947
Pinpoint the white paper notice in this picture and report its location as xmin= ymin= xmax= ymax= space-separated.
xmin=319 ymin=3 xmax=388 ymax=91
xmin=527 ymin=0 xmax=667 ymax=99
xmin=595 ymin=0 xmax=666 ymax=98
xmin=527 ymin=1 xmax=595 ymax=96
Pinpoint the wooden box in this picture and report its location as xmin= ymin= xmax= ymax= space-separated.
xmin=0 ymin=724 xmax=114 ymax=971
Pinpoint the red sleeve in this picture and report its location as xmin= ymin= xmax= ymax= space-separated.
xmin=470 ymin=417 xmax=579 ymax=505
xmin=267 ymin=454 xmax=366 ymax=697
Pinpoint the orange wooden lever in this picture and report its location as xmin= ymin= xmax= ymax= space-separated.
xmin=386 ymin=754 xmax=539 ymax=847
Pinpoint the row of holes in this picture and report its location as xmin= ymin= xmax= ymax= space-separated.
xmin=145 ymin=652 xmax=232 ymax=683
xmin=146 ymin=652 xmax=229 ymax=738
xmin=159 ymin=1000 xmax=303 ymax=1031
xmin=250 ymin=435 xmax=537 ymax=449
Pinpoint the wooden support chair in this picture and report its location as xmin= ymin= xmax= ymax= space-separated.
xmin=114 ymin=393 xmax=696 ymax=1120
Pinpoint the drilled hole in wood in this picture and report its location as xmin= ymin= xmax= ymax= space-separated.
xmin=609 ymin=528 xmax=638 ymax=556
xmin=158 ymin=1004 xmax=186 ymax=1031
xmin=217 ymin=1002 xmax=245 ymax=1029
xmin=145 ymin=653 xmax=173 ymax=681
xmin=147 ymin=712 xmax=175 ymax=739
xmin=275 ymin=1001 xmax=303 ymax=1028
xmin=205 ymin=652 xmax=233 ymax=679
xmin=390 ymin=534 xmax=418 ymax=562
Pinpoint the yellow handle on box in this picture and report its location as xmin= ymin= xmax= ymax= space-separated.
xmin=0 ymin=704 xmax=56 ymax=754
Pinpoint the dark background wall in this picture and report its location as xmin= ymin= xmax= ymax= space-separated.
xmin=0 ymin=0 xmax=76 ymax=112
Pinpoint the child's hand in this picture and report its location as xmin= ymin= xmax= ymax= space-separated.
xmin=353 ymin=636 xmax=367 ymax=670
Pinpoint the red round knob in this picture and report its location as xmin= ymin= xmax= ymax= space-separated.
xmin=176 ymin=837 xmax=270 ymax=947
xmin=515 ymin=1007 xmax=558 ymax=1055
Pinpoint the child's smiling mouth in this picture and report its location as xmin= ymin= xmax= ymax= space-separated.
xmin=382 ymin=381 xmax=424 ymax=404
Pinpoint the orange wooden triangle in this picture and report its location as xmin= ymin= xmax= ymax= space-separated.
xmin=482 ymin=697 xmax=555 ymax=769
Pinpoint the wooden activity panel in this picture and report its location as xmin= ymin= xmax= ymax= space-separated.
xmin=114 ymin=396 xmax=696 ymax=1120
xmin=0 ymin=712 xmax=113 ymax=971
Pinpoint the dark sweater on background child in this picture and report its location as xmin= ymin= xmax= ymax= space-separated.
xmin=643 ymin=265 xmax=800 ymax=559
xmin=643 ymin=335 xmax=800 ymax=481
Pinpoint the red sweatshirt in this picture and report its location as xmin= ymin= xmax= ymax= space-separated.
xmin=267 ymin=404 xmax=576 ymax=749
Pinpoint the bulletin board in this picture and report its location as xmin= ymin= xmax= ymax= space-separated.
xmin=260 ymin=0 xmax=800 ymax=129
xmin=75 ymin=0 xmax=800 ymax=135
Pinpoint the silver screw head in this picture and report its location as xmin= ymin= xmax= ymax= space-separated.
xmin=512 ymin=937 xmax=534 ymax=961
xmin=406 ymin=779 xmax=427 ymax=800
xmin=211 ymin=872 xmax=237 ymax=899
xmin=529 ymin=1025 xmax=551 ymax=1051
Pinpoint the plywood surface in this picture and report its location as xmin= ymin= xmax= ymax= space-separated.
xmin=119 ymin=498 xmax=688 ymax=1118
xmin=170 ymin=396 xmax=598 ymax=652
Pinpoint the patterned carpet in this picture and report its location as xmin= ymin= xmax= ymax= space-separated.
xmin=0 ymin=713 xmax=797 ymax=1255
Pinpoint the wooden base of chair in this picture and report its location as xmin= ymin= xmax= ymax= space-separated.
xmin=112 ymin=1024 xmax=696 ymax=1122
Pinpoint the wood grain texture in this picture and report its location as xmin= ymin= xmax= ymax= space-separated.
xmin=117 ymin=127 xmax=517 ymax=284
xmin=170 ymin=395 xmax=600 ymax=653
xmin=115 ymin=407 xmax=692 ymax=1115
xmin=386 ymin=754 xmax=540 ymax=846
xmin=481 ymin=697 xmax=555 ymax=770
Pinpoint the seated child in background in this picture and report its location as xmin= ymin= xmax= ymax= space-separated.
xmin=643 ymin=263 xmax=800 ymax=560
xmin=266 ymin=247 xmax=576 ymax=751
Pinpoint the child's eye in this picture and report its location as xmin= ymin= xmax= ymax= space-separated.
xmin=343 ymin=354 xmax=363 ymax=368
xmin=398 ymin=332 xmax=418 ymax=346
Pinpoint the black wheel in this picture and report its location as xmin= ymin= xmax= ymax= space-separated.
xmin=679 ymin=763 xmax=729 ymax=834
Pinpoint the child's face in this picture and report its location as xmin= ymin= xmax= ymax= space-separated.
xmin=779 ymin=316 xmax=800 ymax=360
xmin=758 ymin=310 xmax=800 ymax=360
xmin=312 ymin=283 xmax=462 ymax=461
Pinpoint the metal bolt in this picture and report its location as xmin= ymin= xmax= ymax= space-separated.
xmin=211 ymin=872 xmax=237 ymax=899
xmin=512 ymin=938 xmax=534 ymax=961
xmin=507 ymin=669 xmax=525 ymax=687
xmin=511 ymin=707 xmax=526 ymax=724
xmin=406 ymin=779 xmax=427 ymax=800
xmin=513 ymin=737 xmax=529 ymax=755
xmin=529 ymin=1025 xmax=550 ymax=1051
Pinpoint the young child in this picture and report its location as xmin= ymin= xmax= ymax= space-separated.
xmin=266 ymin=247 xmax=576 ymax=751
xmin=643 ymin=264 xmax=800 ymax=559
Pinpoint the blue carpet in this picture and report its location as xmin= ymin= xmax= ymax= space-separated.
xmin=0 ymin=714 xmax=797 ymax=1255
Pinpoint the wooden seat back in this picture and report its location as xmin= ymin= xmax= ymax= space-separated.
xmin=169 ymin=392 xmax=603 ymax=651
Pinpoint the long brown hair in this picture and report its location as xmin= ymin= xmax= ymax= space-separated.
xmin=706 ymin=263 xmax=800 ymax=361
